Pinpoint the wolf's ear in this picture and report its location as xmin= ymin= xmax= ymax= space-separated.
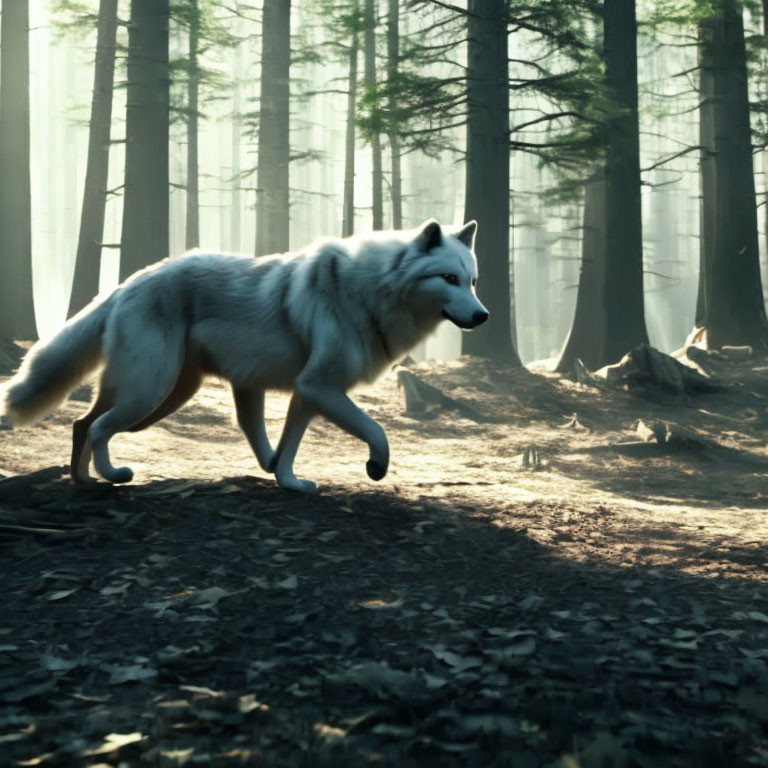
xmin=455 ymin=220 xmax=477 ymax=249
xmin=415 ymin=219 xmax=442 ymax=252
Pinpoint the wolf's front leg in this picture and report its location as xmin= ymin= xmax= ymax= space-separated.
xmin=232 ymin=386 xmax=276 ymax=472
xmin=272 ymin=392 xmax=318 ymax=493
xmin=295 ymin=379 xmax=389 ymax=482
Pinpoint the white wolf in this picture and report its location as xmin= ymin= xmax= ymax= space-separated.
xmin=1 ymin=219 xmax=488 ymax=493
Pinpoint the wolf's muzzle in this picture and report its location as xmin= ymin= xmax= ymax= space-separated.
xmin=442 ymin=309 xmax=490 ymax=329
xmin=472 ymin=310 xmax=489 ymax=327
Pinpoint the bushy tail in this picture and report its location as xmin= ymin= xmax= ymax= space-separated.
xmin=1 ymin=295 xmax=114 ymax=426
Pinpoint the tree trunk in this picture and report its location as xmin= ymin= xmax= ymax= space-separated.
xmin=599 ymin=0 xmax=649 ymax=366
xmin=67 ymin=0 xmax=118 ymax=318
xmin=387 ymin=0 xmax=402 ymax=229
xmin=231 ymin=33 xmax=243 ymax=252
xmin=255 ymin=0 xmax=291 ymax=257
xmin=120 ymin=0 xmax=170 ymax=280
xmin=343 ymin=23 xmax=358 ymax=237
xmin=696 ymin=20 xmax=716 ymax=327
xmin=461 ymin=0 xmax=521 ymax=365
xmin=762 ymin=0 xmax=768 ymax=304
xmin=0 ymin=0 xmax=36 ymax=340
xmin=696 ymin=1 xmax=768 ymax=350
xmin=556 ymin=179 xmax=606 ymax=372
xmin=364 ymin=0 xmax=384 ymax=230
xmin=185 ymin=0 xmax=200 ymax=250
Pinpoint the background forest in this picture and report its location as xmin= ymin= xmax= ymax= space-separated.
xmin=2 ymin=0 xmax=768 ymax=368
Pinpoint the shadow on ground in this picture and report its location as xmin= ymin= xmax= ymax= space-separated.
xmin=2 ymin=467 xmax=768 ymax=767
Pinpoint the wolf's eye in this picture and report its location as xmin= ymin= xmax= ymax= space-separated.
xmin=442 ymin=274 xmax=459 ymax=286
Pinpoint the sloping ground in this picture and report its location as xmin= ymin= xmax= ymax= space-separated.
xmin=1 ymin=356 xmax=768 ymax=766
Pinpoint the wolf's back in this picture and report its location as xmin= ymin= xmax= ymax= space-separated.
xmin=1 ymin=295 xmax=114 ymax=426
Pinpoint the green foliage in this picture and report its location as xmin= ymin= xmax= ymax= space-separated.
xmin=169 ymin=0 xmax=242 ymax=125
xmin=51 ymin=0 xmax=103 ymax=42
xmin=353 ymin=0 xmax=616 ymax=198
xmin=357 ymin=70 xmax=465 ymax=157
xmin=642 ymin=0 xmax=768 ymax=166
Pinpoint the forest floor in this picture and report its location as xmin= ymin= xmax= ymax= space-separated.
xmin=1 ymin=341 xmax=768 ymax=767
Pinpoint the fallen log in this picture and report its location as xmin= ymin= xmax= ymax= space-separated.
xmin=397 ymin=369 xmax=488 ymax=422
xmin=596 ymin=344 xmax=723 ymax=394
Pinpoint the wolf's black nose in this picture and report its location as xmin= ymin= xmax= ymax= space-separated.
xmin=472 ymin=310 xmax=489 ymax=327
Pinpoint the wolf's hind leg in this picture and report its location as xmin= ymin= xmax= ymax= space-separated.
xmin=233 ymin=387 xmax=276 ymax=472
xmin=273 ymin=393 xmax=317 ymax=494
xmin=128 ymin=365 xmax=202 ymax=432
xmin=90 ymin=334 xmax=184 ymax=483
xmin=71 ymin=382 xmax=112 ymax=483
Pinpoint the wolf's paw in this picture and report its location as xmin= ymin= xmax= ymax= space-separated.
xmin=106 ymin=466 xmax=134 ymax=484
xmin=277 ymin=475 xmax=319 ymax=494
xmin=366 ymin=459 xmax=388 ymax=482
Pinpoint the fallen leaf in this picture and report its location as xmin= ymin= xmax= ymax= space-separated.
xmin=424 ymin=673 xmax=449 ymax=690
xmin=519 ymin=594 xmax=543 ymax=611
xmin=360 ymin=597 xmax=403 ymax=610
xmin=429 ymin=647 xmax=483 ymax=672
xmin=327 ymin=661 xmax=416 ymax=697
xmin=41 ymin=655 xmax=78 ymax=672
xmin=314 ymin=723 xmax=347 ymax=743
xmin=83 ymin=732 xmax=144 ymax=756
xmin=193 ymin=586 xmax=237 ymax=608
xmin=108 ymin=665 xmax=157 ymax=685
xmin=457 ymin=713 xmax=518 ymax=737
xmin=276 ymin=574 xmax=298 ymax=590
xmin=47 ymin=589 xmax=78 ymax=602
xmin=486 ymin=636 xmax=537 ymax=663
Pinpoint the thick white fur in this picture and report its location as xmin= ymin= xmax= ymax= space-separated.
xmin=1 ymin=219 xmax=488 ymax=492
xmin=1 ymin=297 xmax=113 ymax=426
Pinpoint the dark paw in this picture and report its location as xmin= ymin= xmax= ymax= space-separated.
xmin=109 ymin=467 xmax=134 ymax=484
xmin=366 ymin=459 xmax=387 ymax=481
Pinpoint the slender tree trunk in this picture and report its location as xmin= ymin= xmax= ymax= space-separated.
xmin=599 ymin=0 xmax=649 ymax=366
xmin=120 ymin=0 xmax=170 ymax=280
xmin=762 ymin=0 xmax=768 ymax=295
xmin=255 ymin=0 xmax=291 ymax=256
xmin=343 ymin=24 xmax=359 ymax=237
xmin=364 ymin=0 xmax=384 ymax=230
xmin=697 ymin=0 xmax=768 ymax=349
xmin=67 ymin=0 xmax=118 ymax=318
xmin=231 ymin=35 xmax=242 ymax=252
xmin=556 ymin=179 xmax=606 ymax=372
xmin=185 ymin=0 xmax=200 ymax=250
xmin=0 ymin=0 xmax=36 ymax=340
xmin=387 ymin=0 xmax=402 ymax=229
xmin=696 ymin=21 xmax=716 ymax=327
xmin=461 ymin=0 xmax=521 ymax=365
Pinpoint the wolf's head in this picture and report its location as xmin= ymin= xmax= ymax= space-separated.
xmin=400 ymin=219 xmax=489 ymax=330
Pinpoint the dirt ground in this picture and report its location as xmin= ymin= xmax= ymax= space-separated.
xmin=2 ymin=344 xmax=768 ymax=767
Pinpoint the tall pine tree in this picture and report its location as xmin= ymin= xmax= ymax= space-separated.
xmin=695 ymin=0 xmax=768 ymax=350
xmin=255 ymin=0 xmax=291 ymax=256
xmin=120 ymin=0 xmax=170 ymax=279
xmin=461 ymin=0 xmax=521 ymax=364
xmin=0 ymin=0 xmax=36 ymax=340
xmin=67 ymin=0 xmax=119 ymax=317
